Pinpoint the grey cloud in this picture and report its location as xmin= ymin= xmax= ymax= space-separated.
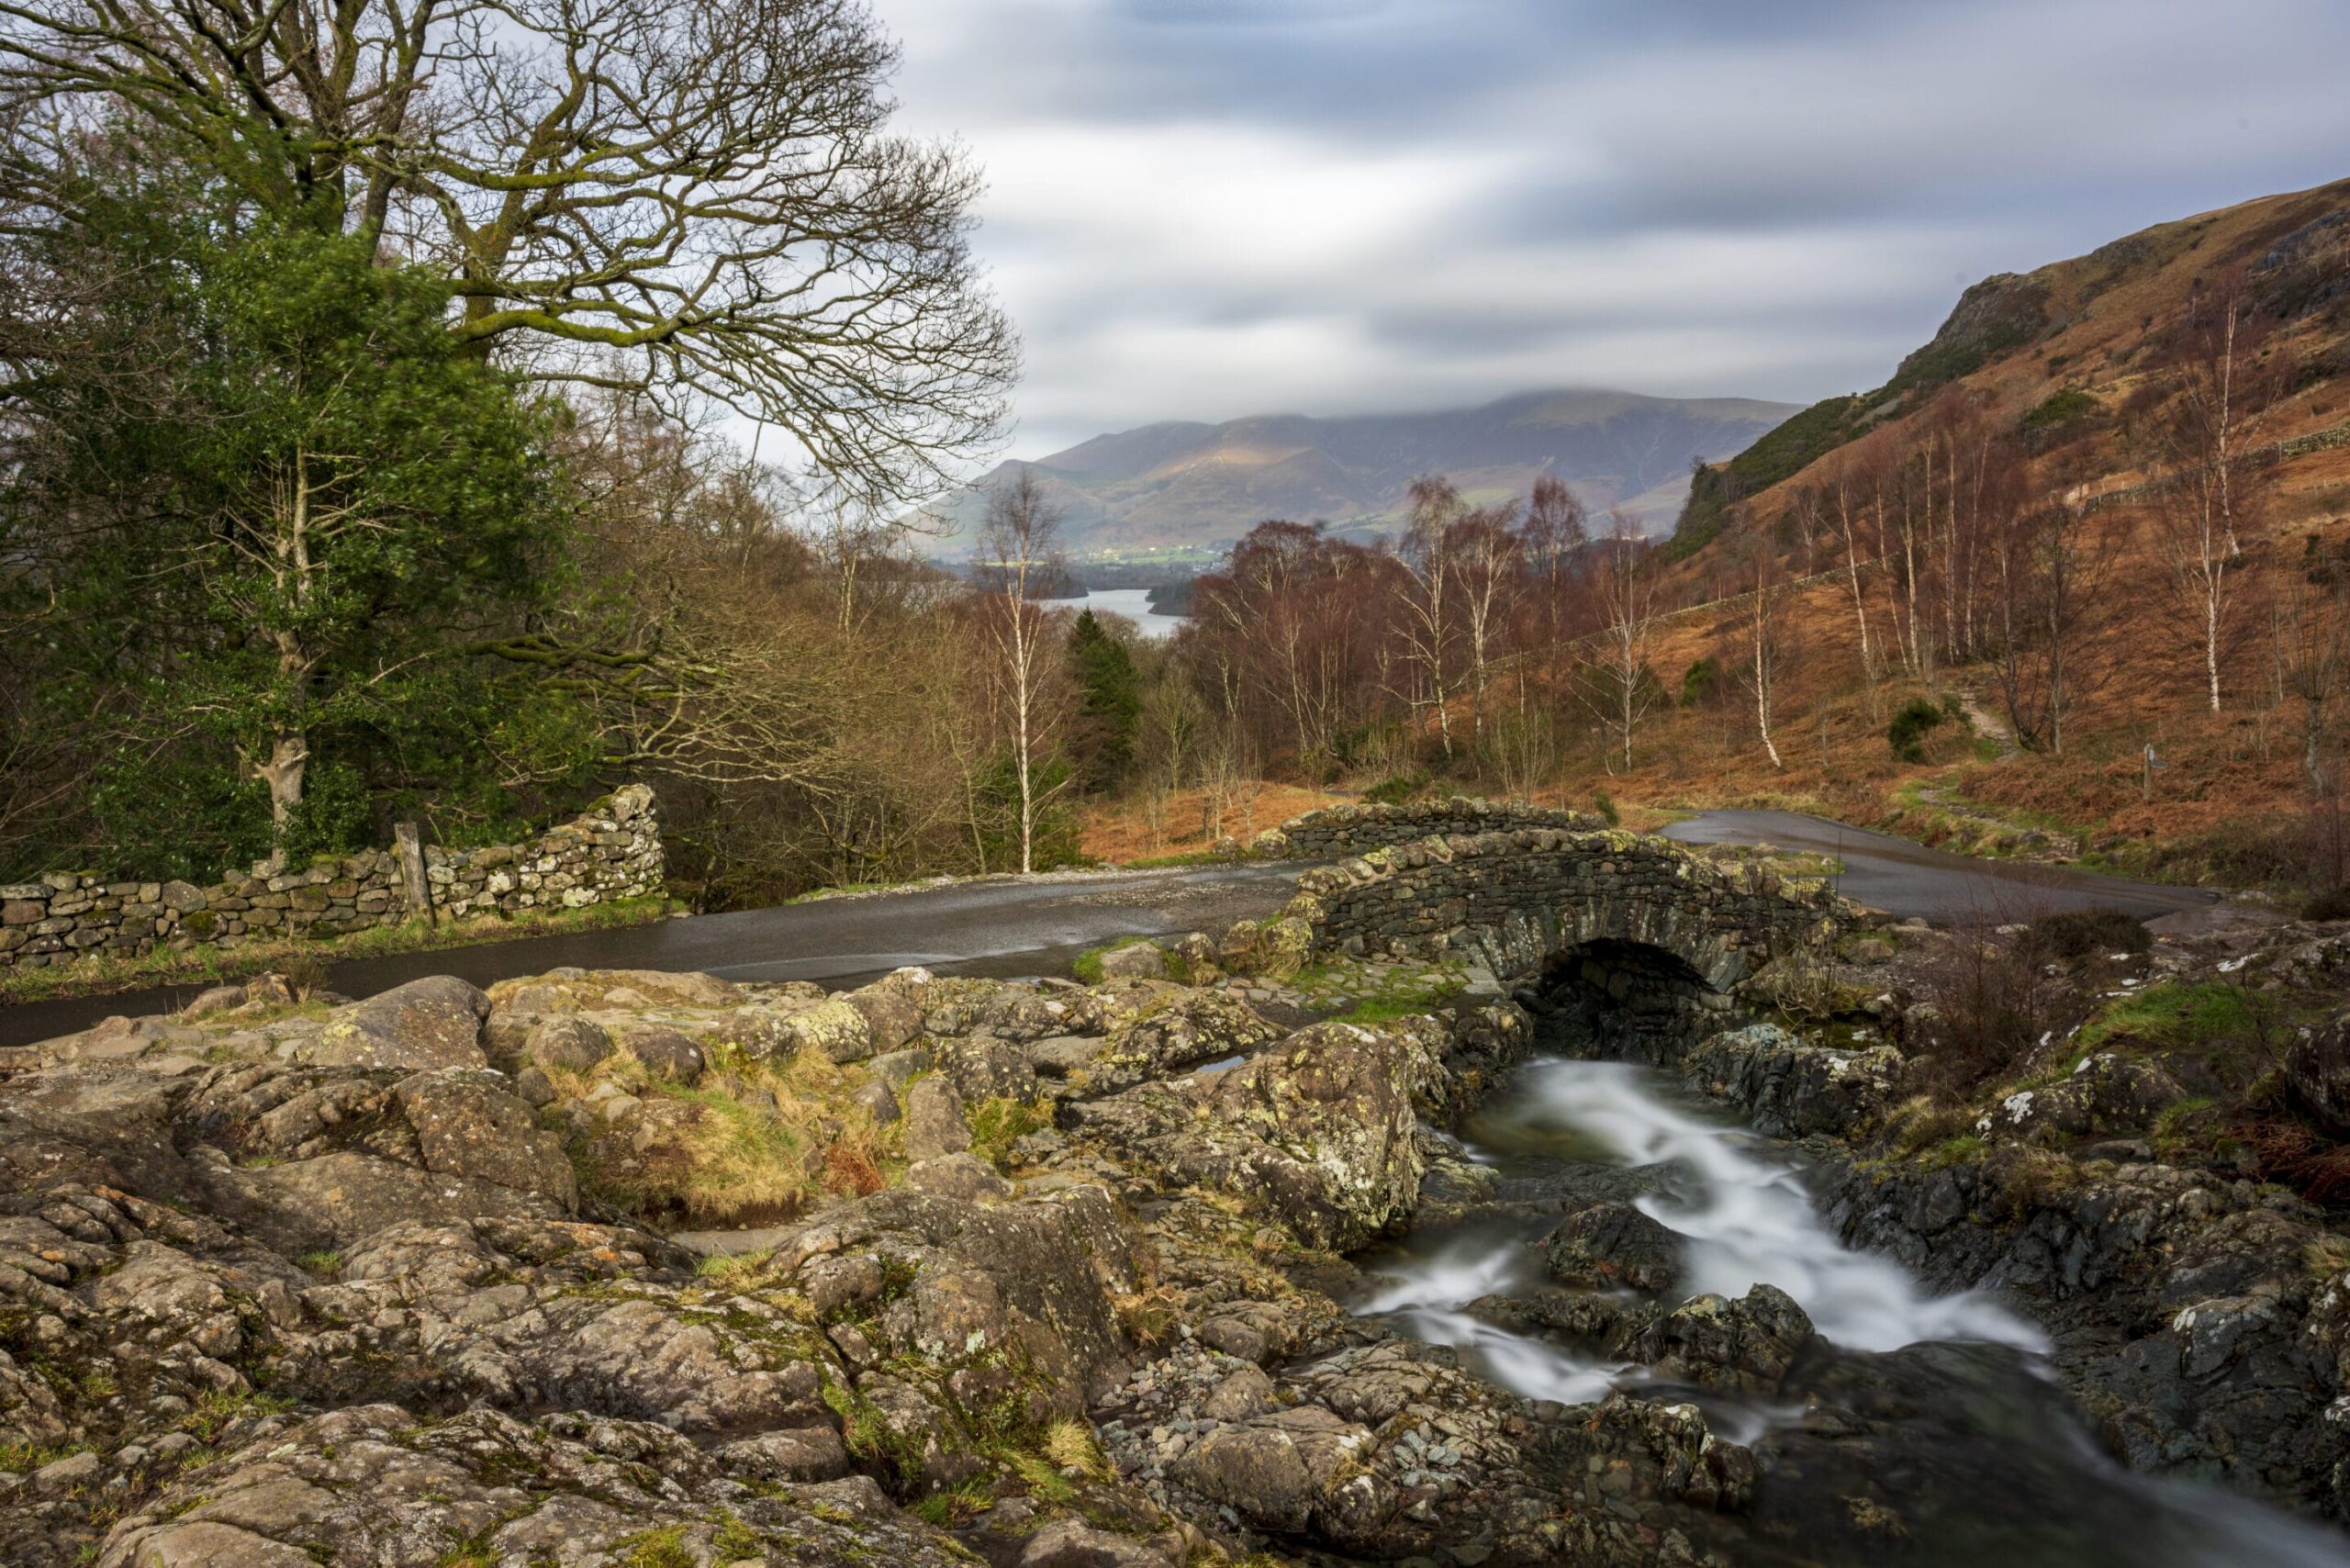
xmin=875 ymin=0 xmax=2350 ymax=457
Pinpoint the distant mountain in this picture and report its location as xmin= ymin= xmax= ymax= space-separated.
xmin=927 ymin=389 xmax=1801 ymax=557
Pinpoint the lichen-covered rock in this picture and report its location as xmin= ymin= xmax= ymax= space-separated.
xmin=1976 ymin=1052 xmax=2186 ymax=1144
xmin=609 ymin=1021 xmax=704 ymax=1082
xmin=787 ymin=996 xmax=877 ymax=1063
xmin=94 ymin=1403 xmax=975 ymax=1568
xmin=2286 ymin=1004 xmax=2350 ymax=1134
xmin=1083 ymin=989 xmax=1282 ymax=1095
xmin=1628 ymin=1284 xmax=1813 ymax=1393
xmin=905 ymin=1077 xmax=973 ymax=1162
xmin=1071 ymin=1020 xmax=1429 ymax=1251
xmin=391 ymin=1070 xmax=576 ymax=1209
xmin=1682 ymin=1021 xmax=1899 ymax=1138
xmin=303 ymin=976 xmax=488 ymax=1071
xmin=521 ymin=1014 xmax=611 ymax=1073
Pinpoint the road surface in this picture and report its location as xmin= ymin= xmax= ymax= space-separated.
xmin=1660 ymin=809 xmax=2221 ymax=924
xmin=0 ymin=862 xmax=1303 ymax=1048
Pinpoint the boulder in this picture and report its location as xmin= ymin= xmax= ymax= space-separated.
xmin=93 ymin=1403 xmax=974 ymax=1568
xmin=523 ymin=1014 xmax=612 ymax=1074
xmin=1019 ymin=1518 xmax=1181 ymax=1568
xmin=853 ymin=1078 xmax=900 ymax=1125
xmin=393 ymin=1071 xmax=577 ymax=1209
xmin=905 ymin=1153 xmax=1013 ymax=1201
xmin=1100 ymin=1021 xmax=1428 ymax=1251
xmin=306 ymin=977 xmax=489 ymax=1071
xmin=1630 ymin=1283 xmax=1813 ymax=1393
xmin=932 ymin=1037 xmax=1039 ymax=1103
xmin=1171 ymin=1405 xmax=1374 ymax=1534
xmin=905 ymin=1078 xmax=973 ymax=1162
xmin=611 ymin=1023 xmax=704 ymax=1083
xmin=789 ymin=997 xmax=876 ymax=1064
xmin=243 ymin=1151 xmax=565 ymax=1250
xmin=1097 ymin=941 xmax=1169 ymax=981
xmin=1541 ymin=1201 xmax=1682 ymax=1294
xmin=842 ymin=983 xmax=923 ymax=1054
xmin=181 ymin=985 xmax=246 ymax=1021
xmin=1085 ymin=989 xmax=1282 ymax=1095
xmin=2286 ymin=1006 xmax=2350 ymax=1134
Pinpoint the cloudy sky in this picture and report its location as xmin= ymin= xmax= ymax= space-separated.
xmin=875 ymin=0 xmax=2350 ymax=460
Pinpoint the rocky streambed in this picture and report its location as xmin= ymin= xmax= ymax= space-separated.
xmin=3 ymin=898 xmax=2350 ymax=1567
xmin=1351 ymin=1052 xmax=2345 ymax=1565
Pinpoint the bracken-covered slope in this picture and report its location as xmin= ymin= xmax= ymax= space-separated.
xmin=931 ymin=388 xmax=1799 ymax=556
xmin=1663 ymin=174 xmax=2350 ymax=565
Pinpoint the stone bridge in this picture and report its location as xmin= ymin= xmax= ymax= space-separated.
xmin=1280 ymin=826 xmax=1844 ymax=1053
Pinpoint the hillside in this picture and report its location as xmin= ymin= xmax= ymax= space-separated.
xmin=932 ymin=388 xmax=1799 ymax=556
xmin=1665 ymin=176 xmax=2350 ymax=566
xmin=1076 ymin=176 xmax=2350 ymax=897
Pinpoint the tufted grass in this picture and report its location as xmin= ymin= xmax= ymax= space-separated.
xmin=968 ymin=1096 xmax=1050 ymax=1170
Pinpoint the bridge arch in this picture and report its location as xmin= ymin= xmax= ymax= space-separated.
xmin=1283 ymin=827 xmax=1841 ymax=1004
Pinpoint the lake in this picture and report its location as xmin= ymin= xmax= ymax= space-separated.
xmin=1047 ymin=587 xmax=1188 ymax=640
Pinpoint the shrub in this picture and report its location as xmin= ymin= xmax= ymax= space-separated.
xmin=1593 ymin=789 xmax=1621 ymax=827
xmin=1360 ymin=772 xmax=1429 ymax=807
xmin=1678 ymin=657 xmax=1720 ymax=709
xmin=2020 ymin=387 xmax=2098 ymax=434
xmin=1886 ymin=698 xmax=1947 ymax=763
xmin=2304 ymin=886 xmax=2350 ymax=921
xmin=2030 ymin=907 xmax=2150 ymax=960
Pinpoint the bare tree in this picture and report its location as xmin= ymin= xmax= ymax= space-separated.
xmin=2277 ymin=566 xmax=2350 ymax=794
xmin=973 ymin=469 xmax=1065 ymax=875
xmin=1740 ymin=548 xmax=1787 ymax=770
xmin=1516 ymin=474 xmax=1588 ymax=700
xmin=1451 ymin=501 xmax=1524 ymax=738
xmin=1985 ymin=495 xmax=2115 ymax=754
xmin=2165 ymin=269 xmax=2290 ymax=559
xmin=1391 ymin=476 xmax=1466 ymax=756
xmin=2153 ymin=454 xmax=2240 ymax=713
xmin=0 ymin=0 xmax=1017 ymax=507
xmin=1828 ymin=462 xmax=1881 ymax=718
xmin=1580 ymin=512 xmax=1658 ymax=774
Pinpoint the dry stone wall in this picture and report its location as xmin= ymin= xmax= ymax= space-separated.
xmin=1255 ymin=798 xmax=1601 ymax=859
xmin=1282 ymin=826 xmax=1842 ymax=992
xmin=0 ymin=785 xmax=664 ymax=971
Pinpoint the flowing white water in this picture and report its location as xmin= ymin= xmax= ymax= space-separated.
xmin=1355 ymin=1053 xmax=2350 ymax=1566
xmin=1360 ymin=1057 xmax=2042 ymax=1386
xmin=1530 ymin=1058 xmax=2045 ymax=1353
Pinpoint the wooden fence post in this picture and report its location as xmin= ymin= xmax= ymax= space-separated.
xmin=395 ymin=822 xmax=436 ymax=925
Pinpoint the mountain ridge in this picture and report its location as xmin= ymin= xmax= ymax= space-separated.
xmin=929 ymin=387 xmax=1800 ymax=556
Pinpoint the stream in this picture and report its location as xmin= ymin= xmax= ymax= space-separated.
xmin=1354 ymin=1054 xmax=2349 ymax=1566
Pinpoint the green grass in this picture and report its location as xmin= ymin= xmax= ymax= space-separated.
xmin=1290 ymin=958 xmax=1468 ymax=1025
xmin=0 ymin=1441 xmax=86 ymax=1473
xmin=968 ymin=1096 xmax=1050 ymax=1170
xmin=296 ymin=1250 xmax=342 ymax=1280
xmin=618 ymin=1525 xmax=695 ymax=1568
xmin=0 ymin=895 xmax=683 ymax=1006
xmin=2074 ymin=983 xmax=2252 ymax=1059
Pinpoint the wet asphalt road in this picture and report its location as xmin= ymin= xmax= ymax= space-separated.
xmin=0 ymin=862 xmax=1304 ymax=1048
xmin=1661 ymin=809 xmax=2221 ymax=924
